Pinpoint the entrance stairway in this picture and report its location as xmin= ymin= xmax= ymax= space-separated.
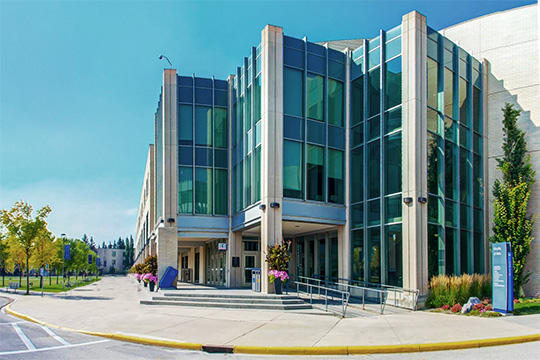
xmin=140 ymin=291 xmax=312 ymax=310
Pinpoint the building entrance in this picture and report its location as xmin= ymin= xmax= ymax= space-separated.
xmin=206 ymin=239 xmax=227 ymax=286
xmin=242 ymin=237 xmax=260 ymax=287
xmin=294 ymin=231 xmax=339 ymax=280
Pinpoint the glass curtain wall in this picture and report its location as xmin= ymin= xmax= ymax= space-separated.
xmin=282 ymin=35 xmax=346 ymax=204
xmin=426 ymin=28 xmax=484 ymax=279
xmin=350 ymin=24 xmax=403 ymax=287
xmin=232 ymin=46 xmax=262 ymax=214
xmin=177 ymin=76 xmax=229 ymax=216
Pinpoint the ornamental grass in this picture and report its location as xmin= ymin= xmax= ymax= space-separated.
xmin=426 ymin=273 xmax=492 ymax=308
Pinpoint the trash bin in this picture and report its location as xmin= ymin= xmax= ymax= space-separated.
xmin=251 ymin=268 xmax=261 ymax=292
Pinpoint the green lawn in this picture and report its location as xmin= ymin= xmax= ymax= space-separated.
xmin=513 ymin=298 xmax=540 ymax=315
xmin=1 ymin=275 xmax=101 ymax=293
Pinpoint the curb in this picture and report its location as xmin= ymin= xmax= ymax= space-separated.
xmin=5 ymin=304 xmax=540 ymax=355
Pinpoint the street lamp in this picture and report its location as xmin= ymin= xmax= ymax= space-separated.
xmin=61 ymin=233 xmax=66 ymax=287
xmin=159 ymin=54 xmax=173 ymax=68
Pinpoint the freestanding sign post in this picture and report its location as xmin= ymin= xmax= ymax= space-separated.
xmin=492 ymin=242 xmax=514 ymax=314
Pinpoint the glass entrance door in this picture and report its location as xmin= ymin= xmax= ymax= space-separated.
xmin=242 ymin=238 xmax=260 ymax=287
xmin=206 ymin=240 xmax=227 ymax=286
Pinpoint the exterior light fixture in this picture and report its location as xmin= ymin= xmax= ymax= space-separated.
xmin=167 ymin=217 xmax=175 ymax=223
xmin=270 ymin=202 xmax=280 ymax=208
xmin=418 ymin=197 xmax=428 ymax=204
xmin=259 ymin=204 xmax=266 ymax=210
xmin=159 ymin=54 xmax=173 ymax=69
xmin=403 ymin=197 xmax=413 ymax=204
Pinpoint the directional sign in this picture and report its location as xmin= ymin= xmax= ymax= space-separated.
xmin=492 ymin=242 xmax=514 ymax=314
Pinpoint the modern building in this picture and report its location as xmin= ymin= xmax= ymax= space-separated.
xmin=135 ymin=4 xmax=539 ymax=297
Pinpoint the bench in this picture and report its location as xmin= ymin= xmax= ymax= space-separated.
xmin=8 ymin=282 xmax=20 ymax=293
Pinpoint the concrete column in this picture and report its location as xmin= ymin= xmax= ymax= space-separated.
xmin=227 ymin=231 xmax=243 ymax=288
xmin=156 ymin=69 xmax=179 ymax=282
xmin=401 ymin=11 xmax=429 ymax=295
xmin=156 ymin=226 xmax=178 ymax=282
xmin=338 ymin=226 xmax=349 ymax=279
xmin=260 ymin=25 xmax=284 ymax=293
xmin=199 ymin=245 xmax=207 ymax=284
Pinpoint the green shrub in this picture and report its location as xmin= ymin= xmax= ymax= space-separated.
xmin=426 ymin=273 xmax=492 ymax=308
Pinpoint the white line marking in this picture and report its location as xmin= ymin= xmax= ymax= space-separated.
xmin=0 ymin=339 xmax=110 ymax=356
xmin=0 ymin=321 xmax=25 ymax=326
xmin=41 ymin=325 xmax=71 ymax=345
xmin=11 ymin=323 xmax=37 ymax=350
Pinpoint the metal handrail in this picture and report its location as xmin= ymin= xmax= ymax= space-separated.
xmin=314 ymin=274 xmax=420 ymax=311
xmin=293 ymin=277 xmax=350 ymax=317
xmin=297 ymin=275 xmax=387 ymax=314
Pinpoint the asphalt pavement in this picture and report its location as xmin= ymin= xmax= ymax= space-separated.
xmin=2 ymin=276 xmax=539 ymax=356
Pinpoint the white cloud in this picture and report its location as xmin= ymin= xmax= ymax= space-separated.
xmin=0 ymin=178 xmax=138 ymax=243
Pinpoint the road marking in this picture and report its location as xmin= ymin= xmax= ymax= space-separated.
xmin=0 ymin=321 xmax=25 ymax=326
xmin=0 ymin=339 xmax=110 ymax=356
xmin=41 ymin=325 xmax=71 ymax=345
xmin=12 ymin=323 xmax=37 ymax=350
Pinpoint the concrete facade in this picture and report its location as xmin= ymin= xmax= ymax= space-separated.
xmin=97 ymin=248 xmax=126 ymax=273
xmin=135 ymin=145 xmax=155 ymax=264
xmin=441 ymin=4 xmax=539 ymax=296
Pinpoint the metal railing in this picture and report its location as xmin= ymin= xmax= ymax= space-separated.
xmin=314 ymin=275 xmax=420 ymax=311
xmin=293 ymin=276 xmax=350 ymax=317
xmin=297 ymin=275 xmax=388 ymax=314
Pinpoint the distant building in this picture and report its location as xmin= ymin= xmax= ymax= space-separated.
xmin=135 ymin=4 xmax=539 ymax=296
xmin=97 ymin=248 xmax=127 ymax=273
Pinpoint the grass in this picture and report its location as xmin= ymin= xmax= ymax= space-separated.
xmin=1 ymin=275 xmax=101 ymax=293
xmin=513 ymin=298 xmax=540 ymax=315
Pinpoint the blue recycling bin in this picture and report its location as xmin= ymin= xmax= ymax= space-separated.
xmin=159 ymin=266 xmax=179 ymax=289
xmin=251 ymin=268 xmax=261 ymax=292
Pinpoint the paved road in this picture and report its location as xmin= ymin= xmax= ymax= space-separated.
xmin=2 ymin=295 xmax=539 ymax=359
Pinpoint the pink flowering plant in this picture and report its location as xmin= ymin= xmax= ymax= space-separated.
xmin=143 ymin=273 xmax=158 ymax=283
xmin=265 ymin=239 xmax=291 ymax=283
xmin=268 ymin=270 xmax=289 ymax=283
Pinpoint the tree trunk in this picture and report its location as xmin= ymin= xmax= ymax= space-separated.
xmin=26 ymin=251 xmax=30 ymax=295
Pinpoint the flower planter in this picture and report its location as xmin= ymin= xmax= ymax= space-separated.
xmin=143 ymin=281 xmax=148 ymax=287
xmin=274 ymin=278 xmax=282 ymax=295
xmin=149 ymin=282 xmax=155 ymax=292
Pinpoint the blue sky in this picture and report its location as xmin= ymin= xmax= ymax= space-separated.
xmin=0 ymin=0 xmax=535 ymax=243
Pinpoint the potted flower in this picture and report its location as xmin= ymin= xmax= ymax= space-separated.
xmin=143 ymin=273 xmax=158 ymax=292
xmin=265 ymin=240 xmax=291 ymax=294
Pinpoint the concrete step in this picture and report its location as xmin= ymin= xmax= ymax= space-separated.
xmin=140 ymin=299 xmax=312 ymax=310
xmin=151 ymin=296 xmax=303 ymax=305
xmin=161 ymin=292 xmax=297 ymax=300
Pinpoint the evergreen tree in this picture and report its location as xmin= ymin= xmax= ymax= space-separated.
xmin=102 ymin=241 xmax=106 ymax=249
xmin=491 ymin=103 xmax=536 ymax=297
xmin=81 ymin=234 xmax=89 ymax=246
xmin=108 ymin=241 xmax=113 ymax=249
xmin=118 ymin=237 xmax=125 ymax=250
xmin=89 ymin=236 xmax=97 ymax=253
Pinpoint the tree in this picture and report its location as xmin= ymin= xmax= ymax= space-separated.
xmin=30 ymin=229 xmax=57 ymax=287
xmin=491 ymin=103 xmax=536 ymax=297
xmin=117 ymin=237 xmax=125 ymax=250
xmin=89 ymin=236 xmax=97 ymax=253
xmin=102 ymin=241 xmax=106 ymax=249
xmin=1 ymin=201 xmax=52 ymax=294
xmin=0 ymin=226 xmax=7 ymax=287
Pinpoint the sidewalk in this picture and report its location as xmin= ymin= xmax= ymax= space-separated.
xmin=4 ymin=276 xmax=540 ymax=354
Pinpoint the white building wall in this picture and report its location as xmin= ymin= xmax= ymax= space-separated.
xmin=97 ymin=248 xmax=126 ymax=272
xmin=441 ymin=4 xmax=540 ymax=296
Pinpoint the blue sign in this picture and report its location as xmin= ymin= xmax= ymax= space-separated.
xmin=64 ymin=245 xmax=71 ymax=260
xmin=97 ymin=258 xmax=101 ymax=266
xmin=492 ymin=242 xmax=514 ymax=314
xmin=88 ymin=254 xmax=93 ymax=265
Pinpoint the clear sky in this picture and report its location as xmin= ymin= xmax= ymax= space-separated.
xmin=0 ymin=0 xmax=536 ymax=243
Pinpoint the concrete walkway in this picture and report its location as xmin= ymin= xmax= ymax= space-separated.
xmin=3 ymin=276 xmax=540 ymax=354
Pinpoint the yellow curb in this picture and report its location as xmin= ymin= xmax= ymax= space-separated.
xmin=5 ymin=303 xmax=540 ymax=355
xmin=348 ymin=344 xmax=420 ymax=354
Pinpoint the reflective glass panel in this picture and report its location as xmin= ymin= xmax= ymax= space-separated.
xmin=178 ymin=167 xmax=193 ymax=214
xmin=215 ymin=149 xmax=227 ymax=169
xmin=307 ymin=73 xmax=324 ymax=121
xmin=352 ymin=203 xmax=364 ymax=228
xmin=178 ymin=105 xmax=193 ymax=145
xmin=195 ymin=106 xmax=212 ymax=146
xmin=284 ymin=47 xmax=304 ymax=68
xmin=283 ymin=67 xmax=303 ymax=117
xmin=385 ymin=38 xmax=401 ymax=61
xmin=367 ymin=228 xmax=381 ymax=283
xmin=195 ymin=168 xmax=212 ymax=214
xmin=368 ymin=48 xmax=381 ymax=69
xmin=195 ymin=88 xmax=212 ymax=105
xmin=328 ymin=79 xmax=344 ymax=127
xmin=214 ymin=169 xmax=227 ymax=215
xmin=459 ymin=77 xmax=469 ymax=126
xmin=307 ymin=144 xmax=324 ymax=201
xmin=386 ymin=224 xmax=402 ymax=286
xmin=352 ymin=76 xmax=364 ymax=126
xmin=328 ymin=149 xmax=344 ymax=204
xmin=351 ymin=124 xmax=364 ymax=148
xmin=178 ymin=146 xmax=193 ymax=166
xmin=351 ymin=230 xmax=364 ymax=281
xmin=284 ymin=115 xmax=304 ymax=140
xmin=307 ymin=119 xmax=325 ymax=145
xmin=351 ymin=146 xmax=364 ymax=203
xmin=385 ymin=107 xmax=401 ymax=134
xmin=444 ymin=68 xmax=454 ymax=118
xmin=328 ymin=125 xmax=345 ymax=150
xmin=368 ymin=68 xmax=381 ymax=117
xmin=283 ymin=140 xmax=303 ymax=199
xmin=195 ymin=147 xmax=212 ymax=167
xmin=384 ymin=132 xmax=402 ymax=195
xmin=214 ymin=108 xmax=227 ymax=149
xmin=367 ymin=140 xmax=380 ymax=199
xmin=307 ymin=54 xmax=325 ymax=75
xmin=368 ymin=199 xmax=380 ymax=226
xmin=427 ymin=58 xmax=439 ymax=110
xmin=385 ymin=57 xmax=402 ymax=109
xmin=385 ymin=195 xmax=402 ymax=223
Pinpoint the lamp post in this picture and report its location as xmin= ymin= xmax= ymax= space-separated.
xmin=61 ymin=233 xmax=66 ymax=287
xmin=159 ymin=54 xmax=173 ymax=68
